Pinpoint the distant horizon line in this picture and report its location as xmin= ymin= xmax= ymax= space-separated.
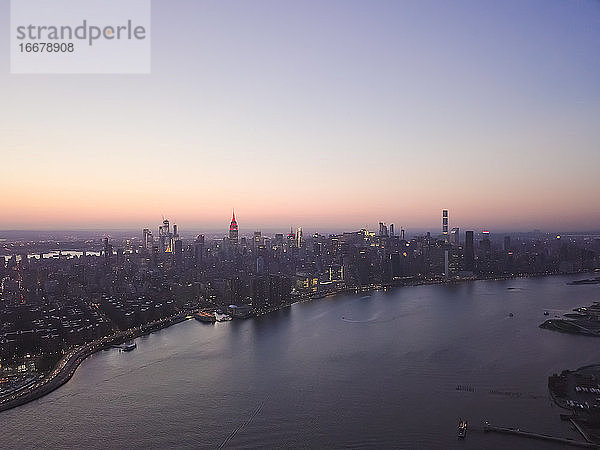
xmin=1 ymin=227 xmax=599 ymax=237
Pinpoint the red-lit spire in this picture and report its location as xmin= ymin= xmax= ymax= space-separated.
xmin=230 ymin=209 xmax=238 ymax=232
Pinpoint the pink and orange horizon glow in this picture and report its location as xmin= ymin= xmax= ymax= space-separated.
xmin=1 ymin=1 xmax=599 ymax=232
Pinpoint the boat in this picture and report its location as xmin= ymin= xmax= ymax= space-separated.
xmin=215 ymin=313 xmax=232 ymax=322
xmin=564 ymin=312 xmax=587 ymax=319
xmin=544 ymin=311 xmax=549 ymax=316
xmin=121 ymin=342 xmax=136 ymax=352
xmin=457 ymin=419 xmax=468 ymax=439
xmin=567 ymin=278 xmax=600 ymax=285
xmin=195 ymin=311 xmax=216 ymax=323
xmin=509 ymin=312 xmax=514 ymax=317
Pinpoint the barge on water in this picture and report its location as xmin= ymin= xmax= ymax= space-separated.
xmin=121 ymin=342 xmax=136 ymax=352
xmin=111 ymin=341 xmax=137 ymax=352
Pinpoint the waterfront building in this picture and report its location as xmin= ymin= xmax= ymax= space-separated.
xmin=480 ymin=231 xmax=491 ymax=255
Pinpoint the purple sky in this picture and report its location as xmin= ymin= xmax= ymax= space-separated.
xmin=1 ymin=0 xmax=599 ymax=232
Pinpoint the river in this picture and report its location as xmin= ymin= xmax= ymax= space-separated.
xmin=3 ymin=274 xmax=600 ymax=448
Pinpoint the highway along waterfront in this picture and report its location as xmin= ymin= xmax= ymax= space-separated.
xmin=3 ymin=274 xmax=600 ymax=448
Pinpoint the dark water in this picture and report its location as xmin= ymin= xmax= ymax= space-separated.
xmin=4 ymin=275 xmax=600 ymax=449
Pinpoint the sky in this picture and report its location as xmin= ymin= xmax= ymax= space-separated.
xmin=1 ymin=0 xmax=599 ymax=233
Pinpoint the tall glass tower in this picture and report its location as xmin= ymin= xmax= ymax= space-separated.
xmin=442 ymin=209 xmax=449 ymax=235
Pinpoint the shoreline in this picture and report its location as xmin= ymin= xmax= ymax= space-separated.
xmin=0 ymin=310 xmax=194 ymax=413
xmin=0 ymin=270 xmax=594 ymax=413
xmin=255 ymin=269 xmax=595 ymax=318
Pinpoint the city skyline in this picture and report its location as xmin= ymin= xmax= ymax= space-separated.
xmin=2 ymin=0 xmax=599 ymax=231
xmin=1 ymin=209 xmax=600 ymax=236
xmin=3 ymin=1 xmax=600 ymax=446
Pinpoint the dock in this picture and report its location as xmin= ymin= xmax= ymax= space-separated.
xmin=484 ymin=422 xmax=599 ymax=448
xmin=570 ymin=418 xmax=595 ymax=444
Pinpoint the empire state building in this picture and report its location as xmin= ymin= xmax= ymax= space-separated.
xmin=229 ymin=210 xmax=239 ymax=243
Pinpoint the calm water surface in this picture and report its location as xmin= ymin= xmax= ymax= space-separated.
xmin=4 ymin=275 xmax=600 ymax=449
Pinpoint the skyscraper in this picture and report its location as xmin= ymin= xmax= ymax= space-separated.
xmin=253 ymin=231 xmax=262 ymax=248
xmin=444 ymin=249 xmax=449 ymax=279
xmin=442 ymin=209 xmax=448 ymax=236
xmin=465 ymin=230 xmax=474 ymax=271
xmin=194 ymin=234 xmax=205 ymax=266
xmin=480 ymin=230 xmax=491 ymax=255
xmin=229 ymin=210 xmax=239 ymax=243
xmin=450 ymin=227 xmax=459 ymax=245
xmin=142 ymin=228 xmax=153 ymax=251
xmin=159 ymin=218 xmax=173 ymax=253
xmin=379 ymin=222 xmax=388 ymax=237
xmin=296 ymin=227 xmax=303 ymax=248
xmin=103 ymin=237 xmax=113 ymax=261
xmin=174 ymin=238 xmax=183 ymax=267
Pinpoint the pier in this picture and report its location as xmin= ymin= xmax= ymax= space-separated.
xmin=484 ymin=422 xmax=599 ymax=448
